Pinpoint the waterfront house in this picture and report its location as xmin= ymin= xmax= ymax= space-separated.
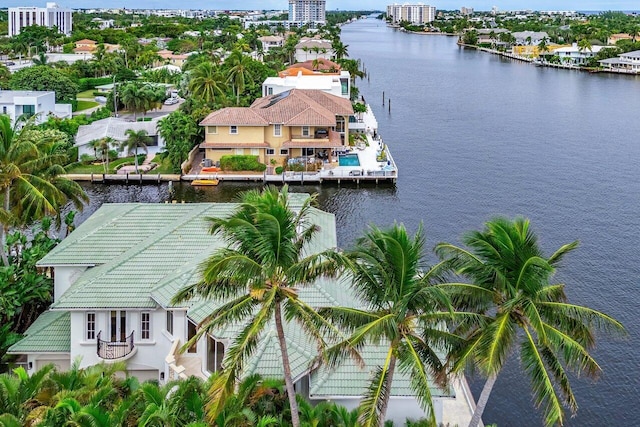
xmin=475 ymin=28 xmax=509 ymax=46
xmin=199 ymin=89 xmax=353 ymax=166
xmin=263 ymin=67 xmax=350 ymax=98
xmin=74 ymin=116 xmax=166 ymax=160
xmin=553 ymin=43 xmax=612 ymax=65
xmin=0 ymin=90 xmax=71 ymax=126
xmin=8 ymin=200 xmax=465 ymax=425
xmin=599 ymin=49 xmax=640 ymax=73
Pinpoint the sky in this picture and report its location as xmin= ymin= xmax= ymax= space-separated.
xmin=3 ymin=0 xmax=639 ymax=11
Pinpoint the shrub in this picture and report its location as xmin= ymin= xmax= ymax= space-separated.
xmin=78 ymin=77 xmax=113 ymax=91
xmin=220 ymin=155 xmax=267 ymax=172
xmin=80 ymin=154 xmax=95 ymax=164
xmin=275 ymin=166 xmax=283 ymax=174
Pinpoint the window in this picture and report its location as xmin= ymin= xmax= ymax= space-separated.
xmin=273 ymin=124 xmax=282 ymax=137
xmin=229 ymin=126 xmax=238 ymax=134
xmin=141 ymin=312 xmax=151 ymax=340
xmin=207 ymin=336 xmax=226 ymax=373
xmin=266 ymin=148 xmax=275 ymax=155
xmin=207 ymin=126 xmax=217 ymax=134
xmin=86 ymin=312 xmax=96 ymax=340
xmin=267 ymin=87 xmax=273 ymax=95
xmin=2 ymin=106 xmax=6 ymax=114
xmin=280 ymin=148 xmax=289 ymax=155
xmin=166 ymin=311 xmax=174 ymax=335
xmin=187 ymin=321 xmax=197 ymax=353
xmin=302 ymin=147 xmax=315 ymax=156
xmin=340 ymin=78 xmax=349 ymax=96
xmin=22 ymin=105 xmax=35 ymax=117
xmin=301 ymin=126 xmax=310 ymax=137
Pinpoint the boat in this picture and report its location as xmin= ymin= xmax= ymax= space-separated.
xmin=201 ymin=166 xmax=220 ymax=173
xmin=191 ymin=179 xmax=219 ymax=186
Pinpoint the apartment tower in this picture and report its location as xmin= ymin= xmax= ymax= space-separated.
xmin=386 ymin=3 xmax=436 ymax=25
xmin=288 ymin=0 xmax=326 ymax=23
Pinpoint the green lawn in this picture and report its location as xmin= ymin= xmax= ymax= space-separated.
xmin=66 ymin=155 xmax=146 ymax=174
xmin=76 ymin=100 xmax=100 ymax=111
xmin=76 ymin=89 xmax=96 ymax=99
xmin=147 ymin=155 xmax=175 ymax=174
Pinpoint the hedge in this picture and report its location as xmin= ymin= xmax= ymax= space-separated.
xmin=78 ymin=77 xmax=113 ymax=91
xmin=220 ymin=155 xmax=267 ymax=172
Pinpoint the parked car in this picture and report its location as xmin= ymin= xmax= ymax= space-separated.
xmin=4 ymin=61 xmax=15 ymax=66
xmin=95 ymin=96 xmax=107 ymax=103
xmin=164 ymin=98 xmax=179 ymax=105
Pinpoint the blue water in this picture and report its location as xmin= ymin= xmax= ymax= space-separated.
xmin=71 ymin=17 xmax=640 ymax=427
xmin=339 ymin=153 xmax=361 ymax=166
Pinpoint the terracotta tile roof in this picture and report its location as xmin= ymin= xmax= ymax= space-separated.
xmin=200 ymin=90 xmax=352 ymax=129
xmin=200 ymin=108 xmax=269 ymax=126
xmin=75 ymin=39 xmax=97 ymax=45
xmin=73 ymin=46 xmax=95 ymax=53
xmin=278 ymin=67 xmax=318 ymax=77
xmin=295 ymin=58 xmax=341 ymax=72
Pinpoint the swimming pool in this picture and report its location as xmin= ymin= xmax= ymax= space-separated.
xmin=339 ymin=154 xmax=360 ymax=167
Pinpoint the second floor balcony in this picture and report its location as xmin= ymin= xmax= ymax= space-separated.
xmin=97 ymin=331 xmax=136 ymax=361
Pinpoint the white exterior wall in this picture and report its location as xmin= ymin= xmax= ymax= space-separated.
xmin=70 ymin=308 xmax=178 ymax=380
xmin=53 ymin=266 xmax=89 ymax=302
xmin=288 ymin=0 xmax=326 ymax=23
xmin=262 ymin=72 xmax=350 ymax=99
xmin=8 ymin=3 xmax=72 ymax=37
xmin=0 ymin=91 xmax=70 ymax=127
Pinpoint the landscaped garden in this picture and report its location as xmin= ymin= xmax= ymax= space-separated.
xmin=65 ymin=154 xmax=147 ymax=174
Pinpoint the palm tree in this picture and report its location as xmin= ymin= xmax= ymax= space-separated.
xmin=435 ymin=217 xmax=626 ymax=427
xmin=0 ymin=116 xmax=87 ymax=266
xmin=171 ymin=186 xmax=346 ymax=427
xmin=89 ymin=137 xmax=115 ymax=173
xmin=120 ymin=129 xmax=150 ymax=173
xmin=188 ymin=62 xmax=227 ymax=106
xmin=537 ymin=37 xmax=549 ymax=60
xmin=225 ymin=50 xmax=253 ymax=106
xmin=118 ymin=82 xmax=143 ymax=120
xmin=319 ymin=224 xmax=456 ymax=427
xmin=578 ymin=37 xmax=592 ymax=53
xmin=31 ymin=52 xmax=49 ymax=66
xmin=332 ymin=40 xmax=349 ymax=60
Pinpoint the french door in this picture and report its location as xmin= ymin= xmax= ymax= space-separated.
xmin=110 ymin=310 xmax=127 ymax=342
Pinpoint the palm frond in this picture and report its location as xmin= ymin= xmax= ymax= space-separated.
xmin=357 ymin=348 xmax=394 ymax=427
xmin=520 ymin=327 xmax=566 ymax=427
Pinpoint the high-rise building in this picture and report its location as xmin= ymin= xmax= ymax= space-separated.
xmin=8 ymin=2 xmax=73 ymax=37
xmin=386 ymin=3 xmax=436 ymax=25
xmin=288 ymin=0 xmax=326 ymax=23
xmin=460 ymin=6 xmax=474 ymax=16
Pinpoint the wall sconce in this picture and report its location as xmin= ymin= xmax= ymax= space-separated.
xmin=28 ymin=362 xmax=33 ymax=370
xmin=160 ymin=372 xmax=165 ymax=381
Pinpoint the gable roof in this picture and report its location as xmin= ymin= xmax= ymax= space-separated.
xmin=200 ymin=89 xmax=353 ymax=128
xmin=294 ymin=58 xmax=341 ymax=72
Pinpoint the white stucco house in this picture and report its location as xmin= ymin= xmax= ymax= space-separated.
xmin=8 ymin=199 xmax=474 ymax=426
xmin=511 ymin=31 xmax=549 ymax=45
xmin=554 ymin=43 xmax=613 ymax=65
xmin=0 ymin=90 xmax=72 ymax=126
xmin=74 ymin=116 xmax=166 ymax=160
xmin=599 ymin=49 xmax=640 ymax=73
xmin=295 ymin=38 xmax=334 ymax=62
xmin=262 ymin=69 xmax=351 ymax=99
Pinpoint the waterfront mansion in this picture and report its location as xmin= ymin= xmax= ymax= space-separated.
xmin=8 ymin=199 xmax=465 ymax=425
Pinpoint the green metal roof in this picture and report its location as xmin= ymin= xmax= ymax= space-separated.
xmin=29 ymin=199 xmax=447 ymax=400
xmin=309 ymin=343 xmax=454 ymax=398
xmin=8 ymin=311 xmax=70 ymax=354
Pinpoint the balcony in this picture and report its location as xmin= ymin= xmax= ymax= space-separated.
xmin=97 ymin=331 xmax=136 ymax=361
